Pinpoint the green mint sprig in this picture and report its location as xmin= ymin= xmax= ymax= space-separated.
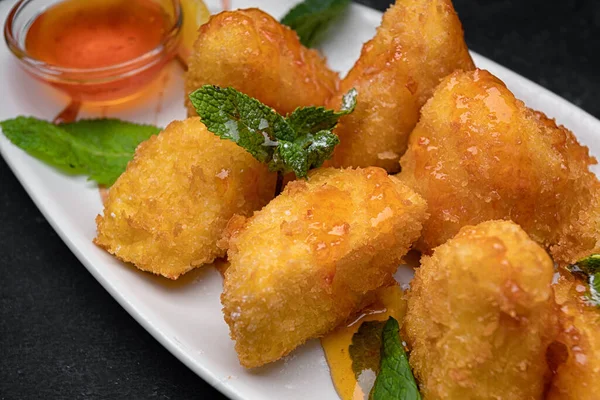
xmin=371 ymin=317 xmax=421 ymax=400
xmin=281 ymin=0 xmax=351 ymax=48
xmin=0 ymin=117 xmax=160 ymax=186
xmin=567 ymin=254 xmax=600 ymax=307
xmin=189 ymin=85 xmax=356 ymax=179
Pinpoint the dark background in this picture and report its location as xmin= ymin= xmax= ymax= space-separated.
xmin=1 ymin=0 xmax=599 ymax=399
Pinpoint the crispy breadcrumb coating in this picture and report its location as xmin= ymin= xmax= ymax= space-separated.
xmin=185 ymin=8 xmax=339 ymax=117
xmin=95 ymin=118 xmax=276 ymax=279
xmin=404 ymin=220 xmax=557 ymax=399
xmin=547 ymin=273 xmax=600 ymax=400
xmin=550 ymin=186 xmax=600 ymax=266
xmin=326 ymin=0 xmax=474 ymax=172
xmin=221 ymin=167 xmax=427 ymax=368
xmin=399 ymin=69 xmax=600 ymax=264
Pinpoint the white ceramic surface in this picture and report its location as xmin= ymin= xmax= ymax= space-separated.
xmin=1 ymin=1 xmax=599 ymax=399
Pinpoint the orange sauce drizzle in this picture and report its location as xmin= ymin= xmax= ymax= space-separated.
xmin=52 ymin=100 xmax=81 ymax=124
xmin=321 ymin=285 xmax=407 ymax=400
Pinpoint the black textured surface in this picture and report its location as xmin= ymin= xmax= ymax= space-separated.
xmin=1 ymin=1 xmax=599 ymax=399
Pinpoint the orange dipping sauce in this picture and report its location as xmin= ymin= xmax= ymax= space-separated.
xmin=20 ymin=0 xmax=180 ymax=103
xmin=26 ymin=0 xmax=168 ymax=69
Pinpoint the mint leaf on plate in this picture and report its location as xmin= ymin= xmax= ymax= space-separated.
xmin=0 ymin=116 xmax=160 ymax=186
xmin=281 ymin=0 xmax=351 ymax=48
xmin=371 ymin=317 xmax=421 ymax=400
xmin=1 ymin=117 xmax=85 ymax=175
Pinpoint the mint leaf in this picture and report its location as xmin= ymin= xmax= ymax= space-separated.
xmin=298 ymin=130 xmax=339 ymax=175
xmin=272 ymin=131 xmax=339 ymax=178
xmin=281 ymin=0 xmax=351 ymax=48
xmin=287 ymin=88 xmax=357 ymax=136
xmin=589 ymin=272 xmax=600 ymax=306
xmin=0 ymin=116 xmax=160 ymax=185
xmin=189 ymin=85 xmax=354 ymax=179
xmin=371 ymin=317 xmax=421 ymax=400
xmin=568 ymin=254 xmax=600 ymax=275
xmin=60 ymin=119 xmax=159 ymax=156
xmin=1 ymin=117 xmax=85 ymax=174
xmin=59 ymin=119 xmax=160 ymax=184
xmin=567 ymin=254 xmax=600 ymax=307
xmin=189 ymin=85 xmax=293 ymax=163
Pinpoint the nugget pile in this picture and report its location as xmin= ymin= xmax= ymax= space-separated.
xmin=94 ymin=0 xmax=600 ymax=397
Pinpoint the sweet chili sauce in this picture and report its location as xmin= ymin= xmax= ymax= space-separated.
xmin=24 ymin=0 xmax=177 ymax=109
xmin=26 ymin=0 xmax=168 ymax=69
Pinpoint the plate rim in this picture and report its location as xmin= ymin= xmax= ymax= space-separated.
xmin=1 ymin=1 xmax=599 ymax=399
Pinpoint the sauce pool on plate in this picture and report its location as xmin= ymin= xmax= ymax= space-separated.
xmin=321 ymin=285 xmax=407 ymax=400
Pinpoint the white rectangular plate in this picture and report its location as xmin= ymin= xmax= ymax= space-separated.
xmin=1 ymin=1 xmax=599 ymax=399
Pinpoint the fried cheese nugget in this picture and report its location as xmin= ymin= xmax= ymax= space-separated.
xmin=550 ymin=186 xmax=600 ymax=265
xmin=404 ymin=220 xmax=557 ymax=399
xmin=221 ymin=167 xmax=427 ymax=367
xmin=326 ymin=0 xmax=474 ymax=172
xmin=95 ymin=118 xmax=276 ymax=279
xmin=399 ymin=69 xmax=600 ymax=263
xmin=185 ymin=8 xmax=339 ymax=117
xmin=547 ymin=273 xmax=600 ymax=400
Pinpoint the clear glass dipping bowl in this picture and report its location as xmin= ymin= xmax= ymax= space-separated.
xmin=4 ymin=0 xmax=182 ymax=104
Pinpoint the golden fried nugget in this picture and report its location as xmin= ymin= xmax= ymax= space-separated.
xmin=185 ymin=8 xmax=339 ymax=117
xmin=399 ymin=69 xmax=600 ymax=263
xmin=547 ymin=273 xmax=600 ymax=400
xmin=326 ymin=0 xmax=474 ymax=172
xmin=221 ymin=167 xmax=427 ymax=368
xmin=550 ymin=186 xmax=600 ymax=266
xmin=95 ymin=118 xmax=275 ymax=279
xmin=404 ymin=220 xmax=557 ymax=399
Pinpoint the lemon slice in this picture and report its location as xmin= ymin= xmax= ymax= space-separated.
xmin=178 ymin=0 xmax=211 ymax=65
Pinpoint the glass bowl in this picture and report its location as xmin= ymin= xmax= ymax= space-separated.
xmin=4 ymin=0 xmax=183 ymax=104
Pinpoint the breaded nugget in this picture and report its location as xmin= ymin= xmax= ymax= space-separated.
xmin=550 ymin=188 xmax=600 ymax=266
xmin=185 ymin=8 xmax=339 ymax=117
xmin=326 ymin=0 xmax=474 ymax=172
xmin=221 ymin=167 xmax=427 ymax=368
xmin=95 ymin=118 xmax=275 ymax=279
xmin=399 ymin=69 xmax=600 ymax=263
xmin=547 ymin=273 xmax=600 ymax=400
xmin=404 ymin=220 xmax=557 ymax=399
